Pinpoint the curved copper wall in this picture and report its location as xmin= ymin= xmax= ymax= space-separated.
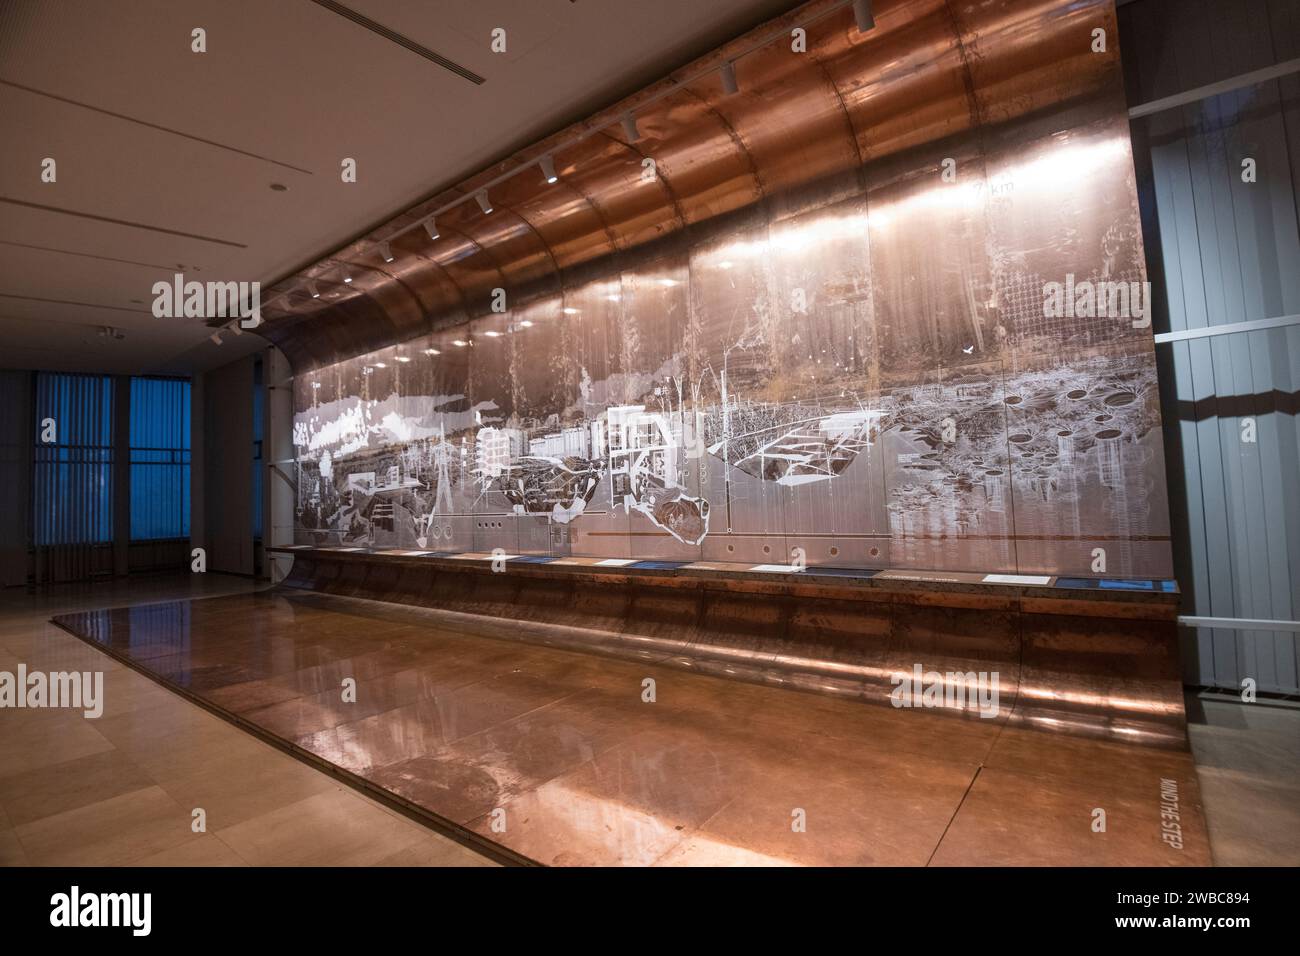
xmin=256 ymin=0 xmax=1128 ymax=371
xmin=279 ymin=0 xmax=1174 ymax=579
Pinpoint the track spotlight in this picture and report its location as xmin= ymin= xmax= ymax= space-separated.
xmin=423 ymin=217 xmax=440 ymax=241
xmin=720 ymin=61 xmax=738 ymax=95
xmin=853 ymin=0 xmax=874 ymax=32
xmin=539 ymin=154 xmax=558 ymax=184
xmin=309 ymin=281 xmax=320 ymax=298
xmin=620 ymin=113 xmax=640 ymax=142
xmin=209 ymin=331 xmax=223 ymax=345
xmin=380 ymin=241 xmax=394 ymax=263
xmin=343 ymin=270 xmax=353 ymax=283
xmin=475 ymin=190 xmax=493 ymax=215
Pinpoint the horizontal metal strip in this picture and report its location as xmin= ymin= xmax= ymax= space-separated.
xmin=0 ymin=78 xmax=315 ymax=175
xmin=309 ymin=0 xmax=484 ymax=85
xmin=1128 ymin=57 xmax=1300 ymax=119
xmin=0 ymin=197 xmax=248 ymax=248
xmin=1179 ymin=616 xmax=1300 ymax=632
xmin=1154 ymin=313 xmax=1300 ymax=343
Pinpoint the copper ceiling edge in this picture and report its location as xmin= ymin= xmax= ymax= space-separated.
xmin=814 ymin=1 xmax=976 ymax=163
xmin=258 ymin=0 xmax=1124 ymax=372
xmin=953 ymin=0 xmax=1123 ymax=122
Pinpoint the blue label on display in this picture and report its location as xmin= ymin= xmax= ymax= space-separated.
xmin=1054 ymin=577 xmax=1177 ymax=592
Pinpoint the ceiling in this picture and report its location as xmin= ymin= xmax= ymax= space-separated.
xmin=0 ymin=0 xmax=802 ymax=376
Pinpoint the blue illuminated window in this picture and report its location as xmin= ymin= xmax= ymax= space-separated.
xmin=129 ymin=377 xmax=191 ymax=540
xmin=33 ymin=372 xmax=114 ymax=545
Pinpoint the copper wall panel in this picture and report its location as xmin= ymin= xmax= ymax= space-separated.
xmin=684 ymin=38 xmax=861 ymax=199
xmin=553 ymin=134 xmax=682 ymax=253
xmin=510 ymin=182 xmax=617 ymax=274
xmin=278 ymin=0 xmax=1173 ymax=578
xmin=951 ymin=0 xmax=1122 ymax=125
xmin=628 ymin=88 xmax=763 ymax=226
xmin=817 ymin=1 xmax=976 ymax=164
xmin=462 ymin=209 xmax=560 ymax=299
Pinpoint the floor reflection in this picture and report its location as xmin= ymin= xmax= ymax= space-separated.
xmin=54 ymin=591 xmax=1210 ymax=866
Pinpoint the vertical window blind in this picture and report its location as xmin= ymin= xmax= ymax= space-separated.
xmin=129 ymin=377 xmax=191 ymax=540
xmin=32 ymin=372 xmax=114 ymax=547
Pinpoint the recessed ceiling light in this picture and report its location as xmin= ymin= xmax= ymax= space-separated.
xmin=270 ymin=183 xmax=288 ymax=192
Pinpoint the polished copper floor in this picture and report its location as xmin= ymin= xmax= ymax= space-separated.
xmin=54 ymin=590 xmax=1211 ymax=866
